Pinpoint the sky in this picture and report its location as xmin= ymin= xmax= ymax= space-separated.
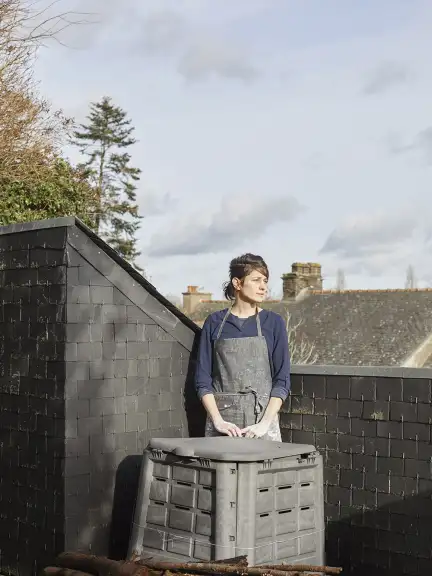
xmin=32 ymin=0 xmax=432 ymax=299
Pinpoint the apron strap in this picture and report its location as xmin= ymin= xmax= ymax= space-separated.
xmin=256 ymin=309 xmax=262 ymax=337
xmin=216 ymin=306 xmax=262 ymax=339
xmin=216 ymin=307 xmax=232 ymax=340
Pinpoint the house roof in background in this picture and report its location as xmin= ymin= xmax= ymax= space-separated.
xmin=189 ymin=289 xmax=432 ymax=366
xmin=288 ymin=289 xmax=432 ymax=366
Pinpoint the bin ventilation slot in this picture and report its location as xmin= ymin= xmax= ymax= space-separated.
xmin=278 ymin=509 xmax=292 ymax=515
xmin=259 ymin=488 xmax=269 ymax=493
xmin=278 ymin=485 xmax=293 ymax=490
xmin=259 ymin=513 xmax=269 ymax=518
xmin=154 ymin=501 xmax=165 ymax=506
xmin=301 ymin=506 xmax=310 ymax=511
xmin=200 ymin=510 xmax=211 ymax=516
xmin=155 ymin=478 xmax=167 ymax=482
xmin=301 ymin=483 xmax=311 ymax=487
xmin=176 ymin=481 xmax=192 ymax=487
xmin=175 ymin=505 xmax=191 ymax=511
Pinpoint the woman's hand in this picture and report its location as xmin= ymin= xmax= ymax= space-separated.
xmin=241 ymin=420 xmax=270 ymax=438
xmin=241 ymin=398 xmax=283 ymax=438
xmin=212 ymin=417 xmax=243 ymax=437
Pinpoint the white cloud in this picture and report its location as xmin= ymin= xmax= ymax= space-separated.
xmin=362 ymin=61 xmax=411 ymax=95
xmin=412 ymin=127 xmax=432 ymax=163
xmin=140 ymin=190 xmax=178 ymax=216
xmin=178 ymin=39 xmax=258 ymax=83
xmin=320 ymin=210 xmax=432 ymax=280
xmin=55 ymin=3 xmax=259 ymax=84
xmin=387 ymin=126 xmax=432 ymax=164
xmin=147 ymin=195 xmax=305 ymax=257
xmin=137 ymin=11 xmax=187 ymax=55
xmin=321 ymin=212 xmax=418 ymax=259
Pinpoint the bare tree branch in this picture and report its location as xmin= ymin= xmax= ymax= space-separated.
xmin=286 ymin=312 xmax=317 ymax=365
xmin=0 ymin=0 xmax=96 ymax=180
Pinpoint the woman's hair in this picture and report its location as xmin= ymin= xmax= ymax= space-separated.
xmin=223 ymin=253 xmax=269 ymax=301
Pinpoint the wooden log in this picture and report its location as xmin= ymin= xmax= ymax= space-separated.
xmin=55 ymin=552 xmax=152 ymax=576
xmin=42 ymin=568 xmax=92 ymax=576
xmin=205 ymin=557 xmax=248 ymax=567
xmin=136 ymin=558 xmax=299 ymax=576
xmin=52 ymin=552 xmax=341 ymax=576
xmin=259 ymin=565 xmax=342 ymax=575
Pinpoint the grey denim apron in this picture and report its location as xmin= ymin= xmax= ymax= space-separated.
xmin=204 ymin=308 xmax=282 ymax=441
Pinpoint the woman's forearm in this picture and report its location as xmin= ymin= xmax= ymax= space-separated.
xmin=261 ymin=397 xmax=283 ymax=424
xmin=201 ymin=393 xmax=223 ymax=424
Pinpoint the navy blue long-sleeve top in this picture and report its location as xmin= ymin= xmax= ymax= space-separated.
xmin=195 ymin=309 xmax=291 ymax=402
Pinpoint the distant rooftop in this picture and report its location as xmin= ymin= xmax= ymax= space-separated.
xmin=185 ymin=282 xmax=432 ymax=366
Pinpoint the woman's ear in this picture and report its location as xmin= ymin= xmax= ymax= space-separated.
xmin=232 ymin=277 xmax=241 ymax=291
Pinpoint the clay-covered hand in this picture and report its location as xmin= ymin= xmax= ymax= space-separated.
xmin=212 ymin=418 xmax=243 ymax=437
xmin=241 ymin=420 xmax=270 ymax=439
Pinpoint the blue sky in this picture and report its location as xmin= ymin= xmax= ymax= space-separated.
xmin=34 ymin=0 xmax=432 ymax=299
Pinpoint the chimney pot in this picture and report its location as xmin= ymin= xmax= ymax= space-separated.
xmin=281 ymin=262 xmax=323 ymax=300
xmin=182 ymin=285 xmax=213 ymax=315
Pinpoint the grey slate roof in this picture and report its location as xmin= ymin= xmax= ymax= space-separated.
xmin=287 ymin=289 xmax=432 ymax=366
xmin=0 ymin=217 xmax=200 ymax=349
xmin=189 ymin=289 xmax=432 ymax=366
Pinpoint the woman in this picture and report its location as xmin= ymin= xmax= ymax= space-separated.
xmin=194 ymin=253 xmax=290 ymax=441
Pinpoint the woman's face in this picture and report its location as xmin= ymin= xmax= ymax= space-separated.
xmin=233 ymin=269 xmax=268 ymax=303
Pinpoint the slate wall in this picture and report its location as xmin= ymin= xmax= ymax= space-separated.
xmin=0 ymin=226 xmax=68 ymax=576
xmin=64 ymin=226 xmax=193 ymax=559
xmin=0 ymin=220 xmax=198 ymax=576
xmin=282 ymin=366 xmax=432 ymax=576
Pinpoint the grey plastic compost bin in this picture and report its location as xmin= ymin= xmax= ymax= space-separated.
xmin=128 ymin=437 xmax=324 ymax=566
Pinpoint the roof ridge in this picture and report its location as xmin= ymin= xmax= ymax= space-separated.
xmin=0 ymin=216 xmax=77 ymax=236
xmin=311 ymin=288 xmax=432 ymax=294
xmin=200 ymin=299 xmax=281 ymax=303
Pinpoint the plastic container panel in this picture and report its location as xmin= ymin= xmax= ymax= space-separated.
xmin=128 ymin=438 xmax=324 ymax=566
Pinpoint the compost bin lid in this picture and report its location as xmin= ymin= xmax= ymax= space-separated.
xmin=146 ymin=437 xmax=316 ymax=462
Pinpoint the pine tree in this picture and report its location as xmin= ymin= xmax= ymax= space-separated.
xmin=72 ymin=96 xmax=143 ymax=269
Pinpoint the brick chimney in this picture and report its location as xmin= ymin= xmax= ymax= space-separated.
xmin=182 ymin=285 xmax=212 ymax=315
xmin=281 ymin=262 xmax=323 ymax=300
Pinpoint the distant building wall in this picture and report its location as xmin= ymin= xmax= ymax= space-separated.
xmin=182 ymin=285 xmax=212 ymax=315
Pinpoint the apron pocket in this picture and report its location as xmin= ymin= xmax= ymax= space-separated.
xmin=214 ymin=394 xmax=245 ymax=428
